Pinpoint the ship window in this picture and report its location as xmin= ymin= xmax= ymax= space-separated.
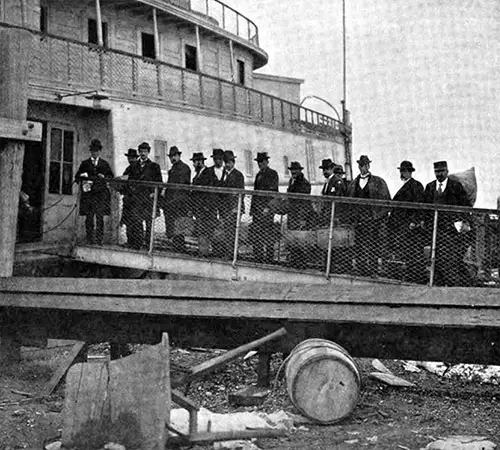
xmin=244 ymin=150 xmax=253 ymax=177
xmin=185 ymin=44 xmax=198 ymax=71
xmin=88 ymin=18 xmax=108 ymax=47
xmin=141 ymin=32 xmax=156 ymax=59
xmin=40 ymin=5 xmax=48 ymax=33
xmin=283 ymin=156 xmax=290 ymax=177
xmin=236 ymin=59 xmax=245 ymax=85
xmin=154 ymin=139 xmax=168 ymax=171
xmin=49 ymin=127 xmax=74 ymax=195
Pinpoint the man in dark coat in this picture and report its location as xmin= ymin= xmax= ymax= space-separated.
xmin=250 ymin=152 xmax=279 ymax=263
xmin=423 ymin=160 xmax=472 ymax=286
xmin=287 ymin=161 xmax=314 ymax=268
xmin=318 ymin=158 xmax=346 ymax=227
xmin=127 ymin=142 xmax=163 ymax=249
xmin=206 ymin=148 xmax=225 ymax=227
xmin=217 ymin=150 xmax=245 ymax=258
xmin=191 ymin=152 xmax=217 ymax=255
xmin=389 ymin=160 xmax=425 ymax=282
xmin=75 ymin=139 xmax=114 ymax=245
xmin=346 ymin=155 xmax=391 ymax=276
xmin=162 ymin=146 xmax=191 ymax=240
xmin=119 ymin=148 xmax=139 ymax=247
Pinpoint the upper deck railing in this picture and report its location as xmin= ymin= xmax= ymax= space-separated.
xmin=75 ymin=178 xmax=499 ymax=288
xmin=189 ymin=0 xmax=259 ymax=45
xmin=3 ymin=22 xmax=344 ymax=138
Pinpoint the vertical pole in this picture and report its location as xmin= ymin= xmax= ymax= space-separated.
xmin=95 ymin=0 xmax=103 ymax=47
xmin=325 ymin=201 xmax=336 ymax=278
xmin=0 ymin=27 xmax=32 ymax=277
xmin=429 ymin=210 xmax=439 ymax=286
xmin=149 ymin=187 xmax=159 ymax=254
xmin=222 ymin=5 xmax=226 ymax=29
xmin=280 ymin=100 xmax=285 ymax=128
xmin=195 ymin=25 xmax=203 ymax=72
xmin=232 ymin=193 xmax=243 ymax=266
xmin=229 ymin=39 xmax=235 ymax=83
xmin=153 ymin=7 xmax=160 ymax=60
xmin=260 ymin=93 xmax=264 ymax=121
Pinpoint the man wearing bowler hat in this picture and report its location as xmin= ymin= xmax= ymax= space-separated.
xmin=75 ymin=139 xmax=114 ymax=245
xmin=318 ymin=158 xmax=346 ymax=227
xmin=346 ymin=155 xmax=391 ymax=276
xmin=287 ymin=161 xmax=314 ymax=268
xmin=250 ymin=152 xmax=279 ymax=263
xmin=119 ymin=148 xmax=139 ymax=247
xmin=207 ymin=148 xmax=226 ymax=230
xmin=127 ymin=142 xmax=163 ymax=249
xmin=162 ymin=146 xmax=191 ymax=243
xmin=389 ymin=160 xmax=425 ymax=282
xmin=423 ymin=160 xmax=471 ymax=286
xmin=191 ymin=152 xmax=217 ymax=255
xmin=217 ymin=150 xmax=245 ymax=258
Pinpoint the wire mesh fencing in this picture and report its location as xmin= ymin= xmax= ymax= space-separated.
xmin=74 ymin=178 xmax=500 ymax=288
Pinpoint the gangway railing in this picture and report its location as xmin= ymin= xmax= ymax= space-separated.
xmin=73 ymin=179 xmax=500 ymax=288
xmin=0 ymin=21 xmax=343 ymax=138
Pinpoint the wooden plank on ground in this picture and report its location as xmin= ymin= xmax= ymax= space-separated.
xmin=40 ymin=341 xmax=86 ymax=397
xmin=187 ymin=328 xmax=287 ymax=380
xmin=61 ymin=333 xmax=170 ymax=450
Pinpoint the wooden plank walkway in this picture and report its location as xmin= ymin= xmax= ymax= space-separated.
xmin=1 ymin=277 xmax=499 ymax=329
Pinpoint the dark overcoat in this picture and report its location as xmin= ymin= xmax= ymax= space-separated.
xmin=75 ymin=157 xmax=114 ymax=216
xmin=127 ymin=159 xmax=163 ymax=219
xmin=220 ymin=168 xmax=245 ymax=217
xmin=287 ymin=173 xmax=315 ymax=230
xmin=390 ymin=177 xmax=425 ymax=228
xmin=250 ymin=167 xmax=279 ymax=217
xmin=346 ymin=174 xmax=391 ymax=223
xmin=164 ymin=160 xmax=191 ymax=207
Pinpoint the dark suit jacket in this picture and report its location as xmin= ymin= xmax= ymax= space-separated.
xmin=322 ymin=175 xmax=346 ymax=197
xmin=207 ymin=165 xmax=225 ymax=188
xmin=390 ymin=177 xmax=425 ymax=227
xmin=165 ymin=159 xmax=191 ymax=205
xmin=192 ymin=166 xmax=216 ymax=216
xmin=423 ymin=177 xmax=471 ymax=233
xmin=221 ymin=168 xmax=245 ymax=216
xmin=75 ymin=157 xmax=114 ymax=215
xmin=250 ymin=167 xmax=279 ymax=216
xmin=346 ymin=173 xmax=391 ymax=222
xmin=287 ymin=173 xmax=314 ymax=230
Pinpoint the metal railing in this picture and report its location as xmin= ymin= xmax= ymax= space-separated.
xmin=189 ymin=0 xmax=259 ymax=44
xmin=75 ymin=178 xmax=500 ymax=288
xmin=0 ymin=21 xmax=345 ymax=138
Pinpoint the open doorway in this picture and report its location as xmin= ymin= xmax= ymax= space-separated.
xmin=17 ymin=122 xmax=45 ymax=243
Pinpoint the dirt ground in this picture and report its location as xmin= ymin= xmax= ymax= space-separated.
xmin=0 ymin=343 xmax=499 ymax=450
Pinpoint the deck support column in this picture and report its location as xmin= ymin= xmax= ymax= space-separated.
xmin=0 ymin=27 xmax=32 ymax=277
xmin=95 ymin=0 xmax=103 ymax=46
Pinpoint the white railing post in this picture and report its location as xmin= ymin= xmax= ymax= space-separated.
xmin=149 ymin=187 xmax=159 ymax=254
xmin=232 ymin=193 xmax=243 ymax=266
xmin=325 ymin=200 xmax=336 ymax=278
xmin=429 ymin=210 xmax=439 ymax=286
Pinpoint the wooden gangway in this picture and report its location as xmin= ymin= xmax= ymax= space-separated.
xmin=1 ymin=277 xmax=500 ymax=365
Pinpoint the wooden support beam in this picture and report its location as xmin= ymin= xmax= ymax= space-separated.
xmin=186 ymin=328 xmax=287 ymax=381
xmin=0 ymin=26 xmax=32 ymax=277
xmin=39 ymin=341 xmax=87 ymax=397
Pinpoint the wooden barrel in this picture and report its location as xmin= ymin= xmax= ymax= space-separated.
xmin=285 ymin=339 xmax=361 ymax=424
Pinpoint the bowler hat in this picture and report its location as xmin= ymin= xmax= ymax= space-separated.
xmin=254 ymin=152 xmax=270 ymax=162
xmin=356 ymin=155 xmax=371 ymax=165
xmin=397 ymin=160 xmax=415 ymax=172
xmin=190 ymin=152 xmax=207 ymax=161
xmin=124 ymin=148 xmax=139 ymax=158
xmin=168 ymin=146 xmax=181 ymax=157
xmin=333 ymin=164 xmax=345 ymax=174
xmin=434 ymin=160 xmax=448 ymax=170
xmin=89 ymin=139 xmax=102 ymax=150
xmin=138 ymin=142 xmax=151 ymax=151
xmin=288 ymin=161 xmax=304 ymax=171
xmin=211 ymin=148 xmax=224 ymax=158
xmin=319 ymin=158 xmax=334 ymax=170
xmin=223 ymin=150 xmax=236 ymax=162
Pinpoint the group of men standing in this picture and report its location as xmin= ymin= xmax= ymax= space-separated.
xmin=76 ymin=138 xmax=473 ymax=286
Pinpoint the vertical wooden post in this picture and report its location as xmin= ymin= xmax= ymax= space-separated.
xmin=149 ymin=187 xmax=159 ymax=254
xmin=0 ymin=27 xmax=32 ymax=277
xmin=153 ymin=7 xmax=160 ymax=59
xmin=195 ymin=25 xmax=203 ymax=72
xmin=232 ymin=193 xmax=243 ymax=266
xmin=325 ymin=200 xmax=336 ymax=278
xmin=429 ymin=210 xmax=439 ymax=287
xmin=95 ymin=0 xmax=103 ymax=47
xmin=229 ymin=39 xmax=235 ymax=83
